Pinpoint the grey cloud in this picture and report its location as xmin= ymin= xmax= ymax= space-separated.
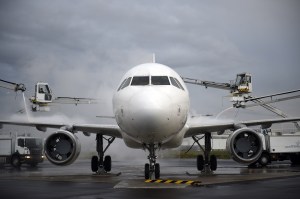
xmin=0 ymin=0 xmax=299 ymax=122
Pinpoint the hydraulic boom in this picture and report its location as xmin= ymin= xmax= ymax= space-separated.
xmin=0 ymin=79 xmax=26 ymax=92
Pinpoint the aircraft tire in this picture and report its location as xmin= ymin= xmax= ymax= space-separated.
xmin=145 ymin=163 xmax=150 ymax=179
xmin=155 ymin=163 xmax=160 ymax=179
xmin=104 ymin=155 xmax=112 ymax=172
xmin=91 ymin=156 xmax=98 ymax=172
xmin=197 ymin=155 xmax=204 ymax=171
xmin=210 ymin=155 xmax=217 ymax=171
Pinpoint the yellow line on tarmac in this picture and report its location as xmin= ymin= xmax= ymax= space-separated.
xmin=144 ymin=179 xmax=202 ymax=186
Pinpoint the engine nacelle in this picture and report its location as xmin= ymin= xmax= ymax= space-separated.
xmin=226 ymin=127 xmax=263 ymax=164
xmin=44 ymin=130 xmax=81 ymax=166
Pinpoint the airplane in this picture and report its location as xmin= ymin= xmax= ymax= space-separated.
xmin=1 ymin=62 xmax=300 ymax=179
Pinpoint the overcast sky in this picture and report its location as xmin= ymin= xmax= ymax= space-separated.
xmin=0 ymin=1 xmax=299 ymax=154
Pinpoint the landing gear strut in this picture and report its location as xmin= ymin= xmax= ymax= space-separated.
xmin=144 ymin=144 xmax=160 ymax=179
xmin=192 ymin=133 xmax=217 ymax=174
xmin=91 ymin=134 xmax=115 ymax=174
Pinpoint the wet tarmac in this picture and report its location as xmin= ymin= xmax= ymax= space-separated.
xmin=0 ymin=158 xmax=300 ymax=199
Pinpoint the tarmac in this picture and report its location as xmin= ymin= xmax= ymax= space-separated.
xmin=0 ymin=158 xmax=300 ymax=199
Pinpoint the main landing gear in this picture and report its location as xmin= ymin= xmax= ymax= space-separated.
xmin=91 ymin=134 xmax=115 ymax=174
xmin=192 ymin=133 xmax=217 ymax=174
xmin=144 ymin=144 xmax=160 ymax=179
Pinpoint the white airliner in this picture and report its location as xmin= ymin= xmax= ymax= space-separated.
xmin=1 ymin=63 xmax=300 ymax=179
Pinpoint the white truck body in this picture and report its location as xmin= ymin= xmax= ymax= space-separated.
xmin=268 ymin=135 xmax=300 ymax=153
xmin=200 ymin=131 xmax=300 ymax=166
xmin=0 ymin=135 xmax=44 ymax=167
xmin=0 ymin=138 xmax=12 ymax=156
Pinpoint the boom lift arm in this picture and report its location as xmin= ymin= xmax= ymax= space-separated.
xmin=182 ymin=73 xmax=300 ymax=130
xmin=1 ymin=79 xmax=98 ymax=112
xmin=0 ymin=79 xmax=26 ymax=92
xmin=182 ymin=72 xmax=253 ymax=94
xmin=245 ymin=92 xmax=300 ymax=130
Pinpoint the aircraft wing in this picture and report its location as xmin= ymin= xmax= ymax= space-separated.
xmin=72 ymin=124 xmax=122 ymax=138
xmin=184 ymin=117 xmax=300 ymax=138
xmin=0 ymin=120 xmax=122 ymax=138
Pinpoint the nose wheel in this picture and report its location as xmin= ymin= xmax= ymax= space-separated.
xmin=144 ymin=144 xmax=160 ymax=179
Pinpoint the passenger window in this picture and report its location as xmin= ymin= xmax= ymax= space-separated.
xmin=151 ymin=76 xmax=170 ymax=85
xmin=131 ymin=76 xmax=149 ymax=86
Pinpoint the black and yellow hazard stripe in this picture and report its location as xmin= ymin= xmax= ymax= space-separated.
xmin=145 ymin=179 xmax=201 ymax=186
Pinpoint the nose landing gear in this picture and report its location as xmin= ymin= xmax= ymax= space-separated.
xmin=144 ymin=144 xmax=160 ymax=179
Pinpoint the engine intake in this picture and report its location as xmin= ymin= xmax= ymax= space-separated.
xmin=226 ymin=127 xmax=263 ymax=164
xmin=44 ymin=130 xmax=81 ymax=166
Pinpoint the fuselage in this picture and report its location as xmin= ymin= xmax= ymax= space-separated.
xmin=113 ymin=63 xmax=189 ymax=146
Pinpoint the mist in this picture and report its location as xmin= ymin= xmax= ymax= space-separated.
xmin=1 ymin=1 xmax=300 ymax=161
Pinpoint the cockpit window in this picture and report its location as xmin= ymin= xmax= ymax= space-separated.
xmin=131 ymin=76 xmax=149 ymax=86
xmin=122 ymin=77 xmax=132 ymax=88
xmin=118 ymin=79 xmax=127 ymax=91
xmin=118 ymin=77 xmax=132 ymax=91
xmin=170 ymin=77 xmax=184 ymax=90
xmin=151 ymin=76 xmax=170 ymax=85
xmin=174 ymin=78 xmax=185 ymax=90
xmin=170 ymin=77 xmax=180 ymax=89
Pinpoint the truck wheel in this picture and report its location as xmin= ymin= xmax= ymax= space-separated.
xmin=248 ymin=162 xmax=257 ymax=168
xmin=11 ymin=155 xmax=21 ymax=168
xmin=290 ymin=154 xmax=300 ymax=165
xmin=30 ymin=163 xmax=38 ymax=167
xmin=258 ymin=153 xmax=270 ymax=167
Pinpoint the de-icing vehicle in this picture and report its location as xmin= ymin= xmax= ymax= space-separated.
xmin=0 ymin=79 xmax=98 ymax=112
xmin=30 ymin=82 xmax=53 ymax=111
xmin=0 ymin=134 xmax=44 ymax=167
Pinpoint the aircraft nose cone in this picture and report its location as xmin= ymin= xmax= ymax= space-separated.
xmin=128 ymin=90 xmax=171 ymax=133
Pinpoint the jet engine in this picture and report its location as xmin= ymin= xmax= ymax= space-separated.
xmin=226 ymin=127 xmax=263 ymax=164
xmin=44 ymin=130 xmax=81 ymax=166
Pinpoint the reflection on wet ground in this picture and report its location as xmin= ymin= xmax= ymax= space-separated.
xmin=1 ymin=159 xmax=300 ymax=199
xmin=1 ymin=159 xmax=300 ymax=184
